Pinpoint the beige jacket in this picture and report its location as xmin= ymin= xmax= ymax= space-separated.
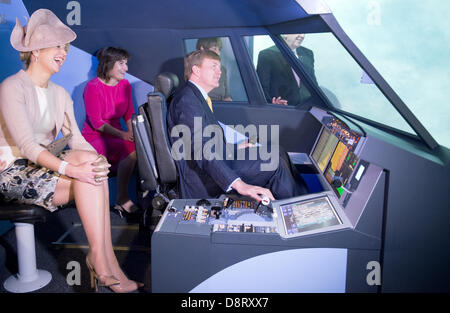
xmin=0 ymin=70 xmax=94 ymax=165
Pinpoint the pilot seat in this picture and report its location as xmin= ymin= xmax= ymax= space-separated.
xmin=132 ymin=72 xmax=180 ymax=226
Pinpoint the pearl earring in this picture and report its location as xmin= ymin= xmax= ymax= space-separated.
xmin=35 ymin=55 xmax=38 ymax=63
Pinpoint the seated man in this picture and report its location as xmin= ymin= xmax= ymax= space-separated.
xmin=167 ymin=49 xmax=307 ymax=202
xmin=257 ymin=34 xmax=318 ymax=106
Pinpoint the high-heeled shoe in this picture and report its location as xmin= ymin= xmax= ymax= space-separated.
xmin=113 ymin=203 xmax=140 ymax=219
xmin=109 ymin=279 xmax=145 ymax=293
xmin=86 ymin=256 xmax=120 ymax=292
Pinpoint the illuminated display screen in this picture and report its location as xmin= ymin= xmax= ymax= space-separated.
xmin=280 ymin=196 xmax=341 ymax=235
xmin=311 ymin=128 xmax=339 ymax=173
xmin=322 ymin=116 xmax=361 ymax=151
xmin=324 ymin=141 xmax=359 ymax=198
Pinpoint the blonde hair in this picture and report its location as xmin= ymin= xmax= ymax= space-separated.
xmin=20 ymin=51 xmax=32 ymax=69
xmin=184 ymin=49 xmax=220 ymax=81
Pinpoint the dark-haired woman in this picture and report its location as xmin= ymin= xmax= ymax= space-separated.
xmin=81 ymin=47 xmax=138 ymax=216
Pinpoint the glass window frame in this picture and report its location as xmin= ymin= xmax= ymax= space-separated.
xmin=247 ymin=27 xmax=438 ymax=149
xmin=272 ymin=31 xmax=417 ymax=140
xmin=181 ymin=26 xmax=438 ymax=150
xmin=182 ymin=35 xmax=249 ymax=104
xmin=242 ymin=33 xmax=325 ymax=109
xmin=320 ymin=14 xmax=438 ymax=150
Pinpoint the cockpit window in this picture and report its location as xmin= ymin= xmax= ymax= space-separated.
xmin=184 ymin=37 xmax=248 ymax=102
xmin=245 ymin=33 xmax=415 ymax=135
xmin=290 ymin=32 xmax=414 ymax=135
xmin=244 ymin=34 xmax=316 ymax=107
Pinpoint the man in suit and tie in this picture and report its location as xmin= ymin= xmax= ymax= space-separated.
xmin=167 ymin=50 xmax=306 ymax=202
xmin=256 ymin=34 xmax=318 ymax=106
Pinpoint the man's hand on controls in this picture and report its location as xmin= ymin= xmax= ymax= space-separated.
xmin=231 ymin=179 xmax=275 ymax=202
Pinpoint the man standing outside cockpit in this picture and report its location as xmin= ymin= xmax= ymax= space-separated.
xmin=257 ymin=34 xmax=318 ymax=106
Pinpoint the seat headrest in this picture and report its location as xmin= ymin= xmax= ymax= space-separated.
xmin=154 ymin=72 xmax=179 ymax=99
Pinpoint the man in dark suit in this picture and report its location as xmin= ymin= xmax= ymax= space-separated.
xmin=256 ymin=34 xmax=318 ymax=106
xmin=167 ymin=50 xmax=306 ymax=201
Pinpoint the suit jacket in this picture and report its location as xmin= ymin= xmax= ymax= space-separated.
xmin=167 ymin=81 xmax=239 ymax=198
xmin=256 ymin=45 xmax=317 ymax=106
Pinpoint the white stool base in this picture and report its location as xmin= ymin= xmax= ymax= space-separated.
xmin=4 ymin=269 xmax=52 ymax=293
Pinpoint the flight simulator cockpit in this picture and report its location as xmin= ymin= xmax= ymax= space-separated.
xmin=3 ymin=0 xmax=448 ymax=294
xmin=152 ymin=107 xmax=385 ymax=293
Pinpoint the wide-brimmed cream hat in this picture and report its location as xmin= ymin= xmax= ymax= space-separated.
xmin=10 ymin=8 xmax=76 ymax=52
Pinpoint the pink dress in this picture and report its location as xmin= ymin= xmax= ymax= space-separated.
xmin=81 ymin=77 xmax=135 ymax=171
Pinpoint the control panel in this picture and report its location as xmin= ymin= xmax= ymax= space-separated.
xmin=155 ymin=192 xmax=352 ymax=239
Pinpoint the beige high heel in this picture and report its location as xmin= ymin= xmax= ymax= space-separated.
xmin=109 ymin=279 xmax=144 ymax=293
xmin=86 ymin=256 xmax=120 ymax=292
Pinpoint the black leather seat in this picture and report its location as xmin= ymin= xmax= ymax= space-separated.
xmin=0 ymin=201 xmax=47 ymax=223
xmin=146 ymin=72 xmax=179 ymax=188
xmin=0 ymin=200 xmax=52 ymax=292
xmin=132 ymin=72 xmax=179 ymax=218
